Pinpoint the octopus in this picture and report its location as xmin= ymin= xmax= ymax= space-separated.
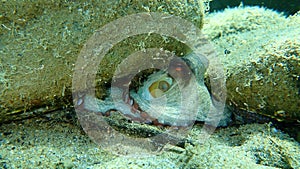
xmin=77 ymin=50 xmax=216 ymax=127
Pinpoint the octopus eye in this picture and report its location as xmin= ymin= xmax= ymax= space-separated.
xmin=148 ymin=80 xmax=171 ymax=98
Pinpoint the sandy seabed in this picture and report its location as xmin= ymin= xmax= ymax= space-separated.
xmin=0 ymin=109 xmax=299 ymax=168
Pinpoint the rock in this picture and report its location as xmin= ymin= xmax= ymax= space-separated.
xmin=203 ymin=6 xmax=300 ymax=122
xmin=0 ymin=0 xmax=205 ymax=123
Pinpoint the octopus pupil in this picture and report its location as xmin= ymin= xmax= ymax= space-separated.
xmin=158 ymin=81 xmax=170 ymax=92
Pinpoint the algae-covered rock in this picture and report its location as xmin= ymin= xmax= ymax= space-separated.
xmin=1 ymin=1 xmax=299 ymax=127
xmin=0 ymin=0 xmax=205 ymax=123
xmin=203 ymin=6 xmax=300 ymax=122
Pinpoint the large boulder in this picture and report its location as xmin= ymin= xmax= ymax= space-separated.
xmin=203 ymin=6 xmax=300 ymax=123
xmin=0 ymin=0 xmax=205 ymax=123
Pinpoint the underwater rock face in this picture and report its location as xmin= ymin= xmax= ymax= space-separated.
xmin=0 ymin=0 xmax=205 ymax=123
xmin=203 ymin=6 xmax=300 ymax=123
xmin=1 ymin=1 xmax=298 ymax=128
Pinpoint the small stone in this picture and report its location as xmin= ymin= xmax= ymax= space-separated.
xmin=63 ymin=159 xmax=74 ymax=169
